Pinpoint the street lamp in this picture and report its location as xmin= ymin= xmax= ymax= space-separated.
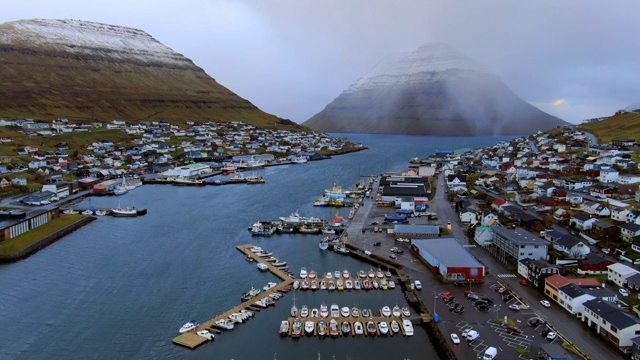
xmin=433 ymin=290 xmax=437 ymax=316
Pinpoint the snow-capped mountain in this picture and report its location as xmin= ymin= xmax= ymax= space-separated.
xmin=0 ymin=19 xmax=283 ymax=126
xmin=304 ymin=43 xmax=568 ymax=135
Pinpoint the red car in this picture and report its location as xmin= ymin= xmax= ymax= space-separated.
xmin=520 ymin=279 xmax=529 ymax=286
xmin=441 ymin=291 xmax=453 ymax=299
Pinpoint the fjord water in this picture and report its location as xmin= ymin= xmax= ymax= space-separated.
xmin=0 ymin=134 xmax=512 ymax=360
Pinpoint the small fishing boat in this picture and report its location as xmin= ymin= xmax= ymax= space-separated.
xmin=317 ymin=319 xmax=327 ymax=336
xmin=358 ymin=270 xmax=367 ymax=278
xmin=257 ymin=263 xmax=268 ymax=271
xmin=351 ymin=307 xmax=359 ymax=317
xmin=354 ymin=280 xmax=361 ymax=290
xmin=328 ymin=280 xmax=336 ymax=291
xmin=341 ymin=306 xmax=350 ymax=317
xmin=368 ymin=269 xmax=375 ymax=278
xmin=402 ymin=319 xmax=414 ymax=336
xmin=320 ymin=304 xmax=329 ymax=318
xmin=362 ymin=309 xmax=370 ymax=318
xmin=381 ymin=306 xmax=391 ymax=317
xmin=215 ymin=319 xmax=234 ymax=330
xmin=300 ymin=305 xmax=309 ymax=318
xmin=320 ymin=280 xmax=327 ymax=290
xmin=392 ymin=305 xmax=402 ymax=317
xmin=179 ymin=320 xmax=197 ymax=333
xmin=341 ymin=321 xmax=351 ymax=335
xmin=390 ymin=320 xmax=400 ymax=334
xmin=345 ymin=279 xmax=353 ymax=290
xmin=402 ymin=306 xmax=411 ymax=317
xmin=337 ymin=279 xmax=344 ymax=291
xmin=366 ymin=321 xmax=377 ymax=335
xmin=330 ymin=304 xmax=340 ymax=318
xmin=329 ymin=319 xmax=339 ymax=337
xmin=310 ymin=280 xmax=318 ymax=290
xmin=311 ymin=308 xmax=319 ymax=318
xmin=291 ymin=318 xmax=302 ymax=338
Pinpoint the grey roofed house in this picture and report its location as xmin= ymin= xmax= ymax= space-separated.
xmin=583 ymin=298 xmax=640 ymax=329
xmin=493 ymin=225 xmax=550 ymax=246
xmin=559 ymin=283 xmax=617 ymax=301
xmin=572 ymin=212 xmax=593 ymax=222
xmin=621 ymin=222 xmax=640 ymax=232
xmin=557 ymin=234 xmax=583 ymax=249
xmin=412 ymin=238 xmax=483 ymax=268
xmin=380 ymin=184 xmax=429 ymax=197
xmin=626 ymin=273 xmax=640 ymax=290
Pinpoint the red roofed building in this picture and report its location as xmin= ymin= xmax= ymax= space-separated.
xmin=491 ymin=199 xmax=507 ymax=212
xmin=544 ymin=274 xmax=601 ymax=303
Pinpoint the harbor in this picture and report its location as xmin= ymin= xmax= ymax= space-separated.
xmin=172 ymin=243 xmax=418 ymax=349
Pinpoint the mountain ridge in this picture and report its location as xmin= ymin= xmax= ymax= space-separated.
xmin=0 ymin=19 xmax=299 ymax=128
xmin=304 ymin=43 xmax=568 ymax=135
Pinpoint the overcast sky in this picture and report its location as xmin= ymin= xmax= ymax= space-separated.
xmin=2 ymin=0 xmax=639 ymax=124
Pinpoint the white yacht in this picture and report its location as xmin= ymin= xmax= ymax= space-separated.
xmin=196 ymin=329 xmax=215 ymax=341
xmin=179 ymin=320 xmax=197 ymax=333
xmin=402 ymin=319 xmax=414 ymax=336
xmin=299 ymin=267 xmax=308 ymax=279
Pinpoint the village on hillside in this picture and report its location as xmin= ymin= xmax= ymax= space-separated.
xmin=405 ymin=126 xmax=640 ymax=356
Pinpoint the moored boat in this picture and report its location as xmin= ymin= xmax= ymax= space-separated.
xmin=354 ymin=321 xmax=364 ymax=335
xmin=330 ymin=304 xmax=340 ymax=318
xmin=215 ymin=319 xmax=234 ymax=330
xmin=358 ymin=270 xmax=367 ymax=278
xmin=341 ymin=321 xmax=351 ymax=335
xmin=390 ymin=320 xmax=400 ymax=334
xmin=402 ymin=319 xmax=414 ymax=336
xmin=305 ymin=320 xmax=315 ymax=335
xmin=329 ymin=319 xmax=339 ymax=337
xmin=291 ymin=318 xmax=302 ymax=338
xmin=345 ymin=279 xmax=353 ymax=290
xmin=257 ymin=263 xmax=268 ymax=271
xmin=279 ymin=320 xmax=290 ymax=336
xmin=300 ymin=305 xmax=309 ymax=318
xmin=197 ymin=329 xmax=215 ymax=341
xmin=366 ymin=321 xmax=377 ymax=335
xmin=362 ymin=309 xmax=370 ymax=318
xmin=378 ymin=321 xmax=389 ymax=335
xmin=351 ymin=307 xmax=359 ymax=317
xmin=179 ymin=320 xmax=197 ymax=333
xmin=381 ymin=306 xmax=391 ymax=317
xmin=240 ymin=285 xmax=261 ymax=302
xmin=392 ymin=305 xmax=402 ymax=317
xmin=320 ymin=304 xmax=329 ymax=318
xmin=319 ymin=236 xmax=329 ymax=250
xmin=402 ymin=306 xmax=411 ymax=317
xmin=317 ymin=319 xmax=327 ymax=336
xmin=340 ymin=306 xmax=350 ymax=317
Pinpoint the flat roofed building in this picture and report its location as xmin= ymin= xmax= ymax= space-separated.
xmin=411 ymin=238 xmax=484 ymax=283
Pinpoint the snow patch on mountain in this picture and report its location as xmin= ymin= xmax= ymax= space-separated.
xmin=3 ymin=19 xmax=187 ymax=66
xmin=345 ymin=42 xmax=484 ymax=93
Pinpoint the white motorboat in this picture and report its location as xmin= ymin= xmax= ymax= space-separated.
xmin=179 ymin=320 xmax=197 ymax=333
xmin=279 ymin=320 xmax=290 ymax=336
xmin=280 ymin=210 xmax=305 ymax=223
xmin=263 ymin=282 xmax=277 ymax=291
xmin=94 ymin=210 xmax=108 ymax=216
xmin=402 ymin=319 xmax=414 ymax=336
xmin=402 ymin=306 xmax=411 ymax=317
xmin=308 ymin=270 xmax=317 ymax=279
xmin=319 ymin=237 xmax=329 ymax=250
xmin=300 ymin=267 xmax=308 ymax=278
xmin=341 ymin=306 xmax=350 ymax=317
xmin=326 ymin=271 xmax=333 ymax=279
xmin=293 ymin=280 xmax=300 ymax=289
xmin=381 ymin=306 xmax=391 ymax=317
xmin=111 ymin=200 xmax=137 ymax=217
xmin=342 ymin=269 xmax=350 ymax=279
xmin=320 ymin=304 xmax=329 ymax=318
xmin=305 ymin=320 xmax=315 ymax=335
xmin=354 ymin=280 xmax=361 ymax=290
xmin=330 ymin=304 xmax=340 ymax=318
xmin=345 ymin=280 xmax=353 ymax=290
xmin=351 ymin=307 xmax=359 ymax=317
xmin=197 ymin=329 xmax=215 ymax=341
xmin=81 ymin=209 xmax=93 ymax=215
xmin=354 ymin=321 xmax=364 ymax=335
xmin=215 ymin=319 xmax=234 ymax=330
xmin=378 ymin=321 xmax=389 ymax=335
xmin=334 ymin=270 xmax=341 ymax=279
xmin=257 ymin=263 xmax=268 ymax=271
xmin=300 ymin=305 xmax=309 ymax=318
xmin=392 ymin=305 xmax=402 ymax=317
xmin=390 ymin=320 xmax=400 ymax=334
xmin=229 ymin=313 xmax=244 ymax=323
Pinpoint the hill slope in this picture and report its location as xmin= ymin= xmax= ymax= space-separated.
xmin=0 ymin=19 xmax=294 ymax=128
xmin=578 ymin=111 xmax=640 ymax=144
xmin=303 ymin=43 xmax=568 ymax=136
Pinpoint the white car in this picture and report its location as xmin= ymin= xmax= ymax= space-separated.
xmin=508 ymin=304 xmax=520 ymax=311
xmin=540 ymin=300 xmax=551 ymax=308
xmin=450 ymin=333 xmax=460 ymax=344
xmin=620 ymin=288 xmax=630 ymax=297
xmin=462 ymin=328 xmax=472 ymax=338
xmin=414 ymin=280 xmax=422 ymax=290
xmin=546 ymin=331 xmax=557 ymax=340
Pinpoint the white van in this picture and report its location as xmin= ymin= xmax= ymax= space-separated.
xmin=467 ymin=330 xmax=480 ymax=342
xmin=482 ymin=346 xmax=497 ymax=359
xmin=414 ymin=280 xmax=422 ymax=290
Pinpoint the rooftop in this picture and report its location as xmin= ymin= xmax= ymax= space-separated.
xmin=412 ymin=238 xmax=484 ymax=268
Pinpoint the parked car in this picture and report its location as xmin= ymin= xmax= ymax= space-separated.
xmin=528 ymin=317 xmax=544 ymax=327
xmin=466 ymin=330 xmax=480 ymax=341
xmin=602 ymin=248 xmax=611 ymax=254
xmin=453 ymin=280 xmax=464 ymax=286
xmin=540 ymin=300 xmax=551 ymax=308
xmin=450 ymin=333 xmax=460 ymax=344
xmin=546 ymin=331 xmax=557 ymax=340
xmin=502 ymin=294 xmax=512 ymax=302
xmin=448 ymin=302 xmax=460 ymax=312
xmin=620 ymin=288 xmax=630 ymax=297
xmin=444 ymin=296 xmax=455 ymax=304
xmin=453 ymin=305 xmax=465 ymax=314
xmin=476 ymin=304 xmax=490 ymax=311
xmin=505 ymin=325 xmax=522 ymax=334
xmin=462 ymin=328 xmax=472 ymax=338
xmin=389 ymin=253 xmax=397 ymax=259
xmin=467 ymin=293 xmax=480 ymax=301
xmin=441 ymin=291 xmax=452 ymax=299
xmin=373 ymin=242 xmax=381 ymax=246
xmin=508 ymin=304 xmax=520 ymax=311
xmin=497 ymin=287 xmax=507 ymax=294
xmin=414 ymin=280 xmax=422 ymax=290
xmin=519 ymin=279 xmax=528 ymax=286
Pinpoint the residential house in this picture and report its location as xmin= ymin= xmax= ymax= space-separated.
xmin=10 ymin=177 xmax=27 ymax=186
xmin=618 ymin=175 xmax=640 ymax=185
xmin=553 ymin=208 xmax=571 ymax=224
xmin=519 ymin=258 xmax=563 ymax=289
xmin=608 ymin=263 xmax=640 ymax=287
xmin=558 ymin=283 xmax=617 ymax=316
xmin=570 ymin=212 xmax=597 ymax=231
xmin=626 ymin=273 xmax=640 ymax=293
xmin=599 ymin=169 xmax=620 ymax=183
xmin=491 ymin=199 xmax=508 ymax=212
xmin=581 ymin=299 xmax=640 ymax=354
xmin=628 ymin=210 xmax=640 ymax=225
xmin=555 ymin=234 xmax=590 ymax=259
xmin=612 ymin=206 xmax=632 ymax=224
xmin=581 ymin=201 xmax=611 ymax=217
xmin=577 ymin=253 xmax=613 ymax=275
xmin=591 ymin=220 xmax=620 ymax=244
xmin=564 ymin=178 xmax=593 ymax=191
xmin=621 ymin=223 xmax=640 ymax=243
xmin=446 ymin=174 xmax=467 ymax=189
xmin=632 ymin=336 xmax=640 ymax=360
xmin=590 ymin=183 xmax=617 ymax=199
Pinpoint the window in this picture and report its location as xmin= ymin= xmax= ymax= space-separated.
xmin=534 ymin=245 xmax=539 ymax=248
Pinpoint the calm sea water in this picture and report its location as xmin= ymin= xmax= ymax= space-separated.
xmin=0 ymin=134 xmax=513 ymax=360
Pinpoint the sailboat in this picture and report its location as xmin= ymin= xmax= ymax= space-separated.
xmin=290 ymin=291 xmax=298 ymax=317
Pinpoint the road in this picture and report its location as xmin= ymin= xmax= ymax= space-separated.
xmin=432 ymin=173 xmax=624 ymax=360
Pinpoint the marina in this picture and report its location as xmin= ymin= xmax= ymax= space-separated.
xmin=173 ymin=239 xmax=420 ymax=349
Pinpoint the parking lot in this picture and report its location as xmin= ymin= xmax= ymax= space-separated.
xmin=433 ymin=282 xmax=561 ymax=359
